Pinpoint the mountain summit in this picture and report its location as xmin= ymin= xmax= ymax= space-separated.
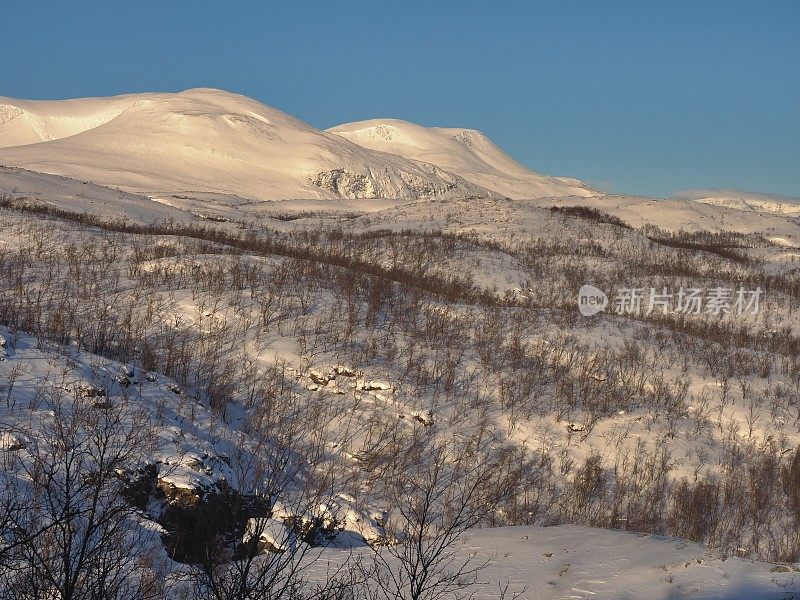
xmin=0 ymin=88 xmax=594 ymax=201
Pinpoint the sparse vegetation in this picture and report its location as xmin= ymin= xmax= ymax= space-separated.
xmin=2 ymin=195 xmax=800 ymax=597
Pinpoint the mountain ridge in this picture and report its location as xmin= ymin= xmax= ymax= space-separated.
xmin=328 ymin=118 xmax=593 ymax=199
xmin=0 ymin=88 xmax=595 ymax=201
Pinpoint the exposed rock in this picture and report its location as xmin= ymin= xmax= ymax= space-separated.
xmin=361 ymin=380 xmax=391 ymax=391
xmin=309 ymin=161 xmax=489 ymax=200
xmin=311 ymin=169 xmax=377 ymax=199
xmin=412 ymin=410 xmax=434 ymax=426
xmin=77 ymin=384 xmax=106 ymax=399
xmin=158 ymin=480 xmax=203 ymax=510
xmin=0 ymin=431 xmax=26 ymax=451
xmin=243 ymin=517 xmax=296 ymax=554
xmin=309 ymin=368 xmax=334 ymax=385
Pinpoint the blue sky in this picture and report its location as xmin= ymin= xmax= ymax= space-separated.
xmin=2 ymin=1 xmax=798 ymax=198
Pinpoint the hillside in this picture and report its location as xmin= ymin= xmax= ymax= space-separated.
xmin=2 ymin=194 xmax=800 ymax=598
xmin=329 ymin=118 xmax=595 ymax=199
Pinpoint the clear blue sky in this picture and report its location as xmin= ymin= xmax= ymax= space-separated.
xmin=2 ymin=1 xmax=798 ymax=198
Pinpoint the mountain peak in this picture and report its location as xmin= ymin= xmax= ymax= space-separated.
xmin=329 ymin=118 xmax=595 ymax=199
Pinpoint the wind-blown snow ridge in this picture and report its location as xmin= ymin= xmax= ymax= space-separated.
xmin=0 ymin=89 xmax=592 ymax=201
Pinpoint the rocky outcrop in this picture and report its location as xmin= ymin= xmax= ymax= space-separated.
xmin=310 ymin=162 xmax=495 ymax=200
xmin=120 ymin=465 xmax=372 ymax=563
xmin=310 ymin=169 xmax=377 ymax=198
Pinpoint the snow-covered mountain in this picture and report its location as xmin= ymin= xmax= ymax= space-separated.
xmin=328 ymin=118 xmax=595 ymax=199
xmin=0 ymin=88 xmax=594 ymax=201
xmin=0 ymin=89 xmax=493 ymax=201
xmin=687 ymin=193 xmax=800 ymax=218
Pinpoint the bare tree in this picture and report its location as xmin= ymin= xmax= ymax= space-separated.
xmin=189 ymin=396 xmax=358 ymax=600
xmin=365 ymin=440 xmax=513 ymax=600
xmin=0 ymin=391 xmax=164 ymax=600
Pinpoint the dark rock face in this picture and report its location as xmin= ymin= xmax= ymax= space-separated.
xmin=120 ymin=466 xmax=340 ymax=564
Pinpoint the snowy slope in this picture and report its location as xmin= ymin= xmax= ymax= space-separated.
xmin=0 ymin=165 xmax=192 ymax=223
xmin=328 ymin=118 xmax=596 ymax=199
xmin=693 ymin=195 xmax=800 ymax=218
xmin=321 ymin=526 xmax=800 ymax=600
xmin=2 ymin=324 xmax=798 ymax=599
xmin=0 ymin=89 xmax=498 ymax=201
xmin=548 ymin=195 xmax=800 ymax=247
xmin=0 ymin=95 xmax=134 ymax=147
xmin=454 ymin=525 xmax=800 ymax=599
xmin=671 ymin=190 xmax=800 ymax=218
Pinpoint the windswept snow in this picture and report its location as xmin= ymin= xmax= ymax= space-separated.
xmin=457 ymin=525 xmax=800 ymax=599
xmin=673 ymin=189 xmax=800 ymax=218
xmin=0 ymin=166 xmax=190 ymax=223
xmin=328 ymin=119 xmax=596 ymax=199
xmin=306 ymin=526 xmax=800 ymax=599
xmin=0 ymin=94 xmax=134 ymax=147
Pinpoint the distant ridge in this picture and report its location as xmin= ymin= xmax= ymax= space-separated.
xmin=329 ymin=119 xmax=594 ymax=199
